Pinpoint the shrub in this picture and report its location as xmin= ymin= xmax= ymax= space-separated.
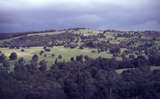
xmin=44 ymin=54 xmax=47 ymax=57
xmin=52 ymin=54 xmax=55 ymax=57
xmin=91 ymin=50 xmax=96 ymax=53
xmin=21 ymin=49 xmax=25 ymax=52
xmin=39 ymin=50 xmax=44 ymax=55
xmin=58 ymin=55 xmax=62 ymax=59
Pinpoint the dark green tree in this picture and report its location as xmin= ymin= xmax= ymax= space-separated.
xmin=39 ymin=60 xmax=47 ymax=72
xmin=9 ymin=52 xmax=17 ymax=60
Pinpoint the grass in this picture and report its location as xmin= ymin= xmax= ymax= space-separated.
xmin=0 ymin=31 xmax=64 ymax=44
xmin=27 ymin=28 xmax=99 ymax=37
xmin=27 ymin=31 xmax=64 ymax=36
xmin=1 ymin=46 xmax=160 ymax=73
xmin=72 ymin=28 xmax=99 ymax=35
xmin=0 ymin=46 xmax=112 ymax=65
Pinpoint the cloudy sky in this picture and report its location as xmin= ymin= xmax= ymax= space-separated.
xmin=0 ymin=0 xmax=160 ymax=33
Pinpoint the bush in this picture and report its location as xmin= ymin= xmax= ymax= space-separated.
xmin=58 ymin=55 xmax=62 ymax=59
xmin=21 ymin=49 xmax=25 ymax=52
xmin=44 ymin=54 xmax=47 ymax=57
xmin=52 ymin=54 xmax=55 ymax=57
xmin=91 ymin=50 xmax=96 ymax=53
xmin=39 ymin=50 xmax=44 ymax=55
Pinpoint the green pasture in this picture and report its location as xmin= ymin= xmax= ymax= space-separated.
xmin=0 ymin=46 xmax=113 ymax=65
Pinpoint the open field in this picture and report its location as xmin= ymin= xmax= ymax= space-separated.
xmin=0 ymin=46 xmax=113 ymax=65
xmin=27 ymin=31 xmax=64 ymax=36
xmin=73 ymin=28 xmax=99 ymax=35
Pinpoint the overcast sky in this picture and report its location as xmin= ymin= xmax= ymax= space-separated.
xmin=0 ymin=0 xmax=160 ymax=33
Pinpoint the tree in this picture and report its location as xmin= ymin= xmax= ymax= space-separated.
xmin=52 ymin=54 xmax=55 ymax=57
xmin=32 ymin=54 xmax=39 ymax=62
xmin=134 ymin=55 xmax=149 ymax=67
xmin=76 ymin=55 xmax=83 ymax=62
xmin=0 ymin=53 xmax=6 ymax=63
xmin=70 ymin=57 xmax=74 ymax=61
xmin=84 ymin=55 xmax=89 ymax=61
xmin=39 ymin=50 xmax=44 ymax=55
xmin=2 ymin=60 xmax=10 ymax=72
xmin=110 ymin=47 xmax=120 ymax=57
xmin=30 ymin=54 xmax=39 ymax=72
xmin=9 ymin=52 xmax=17 ymax=60
xmin=14 ymin=57 xmax=29 ymax=80
xmin=55 ymin=58 xmax=58 ymax=64
xmin=58 ymin=55 xmax=62 ymax=59
xmin=44 ymin=54 xmax=47 ymax=57
xmin=39 ymin=60 xmax=47 ymax=72
xmin=21 ymin=49 xmax=25 ymax=52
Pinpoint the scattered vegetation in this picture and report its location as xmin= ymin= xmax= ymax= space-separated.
xmin=0 ymin=28 xmax=160 ymax=99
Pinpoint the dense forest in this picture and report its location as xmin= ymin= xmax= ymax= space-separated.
xmin=0 ymin=51 xmax=160 ymax=99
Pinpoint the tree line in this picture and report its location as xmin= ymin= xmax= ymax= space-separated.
xmin=0 ymin=51 xmax=160 ymax=99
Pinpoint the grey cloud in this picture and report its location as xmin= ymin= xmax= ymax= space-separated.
xmin=0 ymin=0 xmax=160 ymax=33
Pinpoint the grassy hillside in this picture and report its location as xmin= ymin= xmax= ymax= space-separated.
xmin=0 ymin=46 xmax=113 ymax=65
